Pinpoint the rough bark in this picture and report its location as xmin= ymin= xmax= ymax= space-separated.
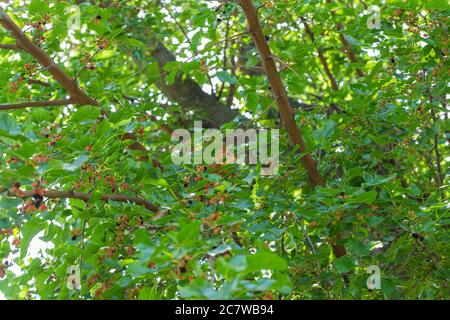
xmin=238 ymin=0 xmax=325 ymax=188
xmin=147 ymin=40 xmax=239 ymax=128
xmin=238 ymin=0 xmax=347 ymax=261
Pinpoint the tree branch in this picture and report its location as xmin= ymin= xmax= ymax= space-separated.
xmin=339 ymin=33 xmax=365 ymax=78
xmin=301 ymin=17 xmax=339 ymax=91
xmin=27 ymin=79 xmax=51 ymax=87
xmin=238 ymin=0 xmax=324 ymax=187
xmin=0 ymin=8 xmax=97 ymax=106
xmin=238 ymin=0 xmax=347 ymax=261
xmin=0 ymin=99 xmax=76 ymax=111
xmin=3 ymin=188 xmax=159 ymax=213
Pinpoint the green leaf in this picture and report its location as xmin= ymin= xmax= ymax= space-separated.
xmin=0 ymin=197 xmax=22 ymax=209
xmin=20 ymin=218 xmax=46 ymax=258
xmin=29 ymin=0 xmax=49 ymax=16
xmin=363 ymin=173 xmax=396 ymax=186
xmin=246 ymin=252 xmax=287 ymax=273
xmin=138 ymin=287 xmax=159 ymax=300
xmin=146 ymin=178 xmax=170 ymax=189
xmin=314 ymin=119 xmax=336 ymax=142
xmin=0 ymin=113 xmax=20 ymax=136
xmin=347 ymin=239 xmax=369 ymax=257
xmin=424 ymin=0 xmax=450 ymax=10
xmin=70 ymin=106 xmax=101 ymax=123
xmin=349 ymin=190 xmax=377 ymax=205
xmin=177 ymin=221 xmax=201 ymax=245
xmin=334 ymin=256 xmax=355 ymax=273
xmin=147 ymin=61 xmax=161 ymax=83
xmin=63 ymin=154 xmax=89 ymax=172
xmin=216 ymin=71 xmax=238 ymax=84
xmin=119 ymin=38 xmax=147 ymax=48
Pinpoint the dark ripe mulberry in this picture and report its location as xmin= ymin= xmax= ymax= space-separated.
xmin=411 ymin=232 xmax=424 ymax=241
xmin=32 ymin=194 xmax=44 ymax=208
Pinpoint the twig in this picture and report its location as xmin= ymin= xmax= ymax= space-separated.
xmin=300 ymin=17 xmax=339 ymax=91
xmin=423 ymin=72 xmax=444 ymax=200
xmin=218 ymin=19 xmax=231 ymax=99
xmin=0 ymin=99 xmax=77 ymax=110
xmin=27 ymin=79 xmax=50 ymax=87
xmin=226 ymin=53 xmax=237 ymax=108
xmin=73 ymin=48 xmax=101 ymax=81
xmin=338 ymin=30 xmax=365 ymax=78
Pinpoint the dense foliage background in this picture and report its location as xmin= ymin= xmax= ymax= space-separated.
xmin=0 ymin=0 xmax=448 ymax=300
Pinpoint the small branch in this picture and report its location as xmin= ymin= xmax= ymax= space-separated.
xmin=100 ymin=105 xmax=166 ymax=168
xmin=149 ymin=115 xmax=173 ymax=135
xmin=220 ymin=26 xmax=240 ymax=108
xmin=424 ymin=75 xmax=445 ymax=200
xmin=218 ymin=19 xmax=231 ymax=99
xmin=338 ymin=32 xmax=365 ymax=78
xmin=226 ymin=53 xmax=237 ymax=107
xmin=415 ymin=238 xmax=441 ymax=271
xmin=291 ymin=213 xmax=316 ymax=254
xmin=118 ymin=96 xmax=173 ymax=135
xmin=0 ymin=99 xmax=76 ymax=111
xmin=161 ymin=1 xmax=191 ymax=48
xmin=27 ymin=79 xmax=51 ymax=87
xmin=332 ymin=18 xmax=365 ymax=79
xmin=300 ymin=17 xmax=339 ymax=91
xmin=73 ymin=48 xmax=101 ymax=81
xmin=120 ymin=132 xmax=163 ymax=169
xmin=2 ymin=188 xmax=159 ymax=212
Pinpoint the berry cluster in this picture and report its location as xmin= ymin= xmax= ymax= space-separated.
xmin=95 ymin=36 xmax=110 ymax=50
xmin=41 ymin=124 xmax=63 ymax=147
xmin=25 ymin=14 xmax=51 ymax=31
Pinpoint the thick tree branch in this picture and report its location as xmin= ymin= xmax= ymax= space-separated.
xmin=238 ymin=0 xmax=324 ymax=187
xmin=0 ymin=8 xmax=97 ymax=106
xmin=238 ymin=0 xmax=347 ymax=261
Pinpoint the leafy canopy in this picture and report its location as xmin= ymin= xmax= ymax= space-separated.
xmin=0 ymin=0 xmax=448 ymax=300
